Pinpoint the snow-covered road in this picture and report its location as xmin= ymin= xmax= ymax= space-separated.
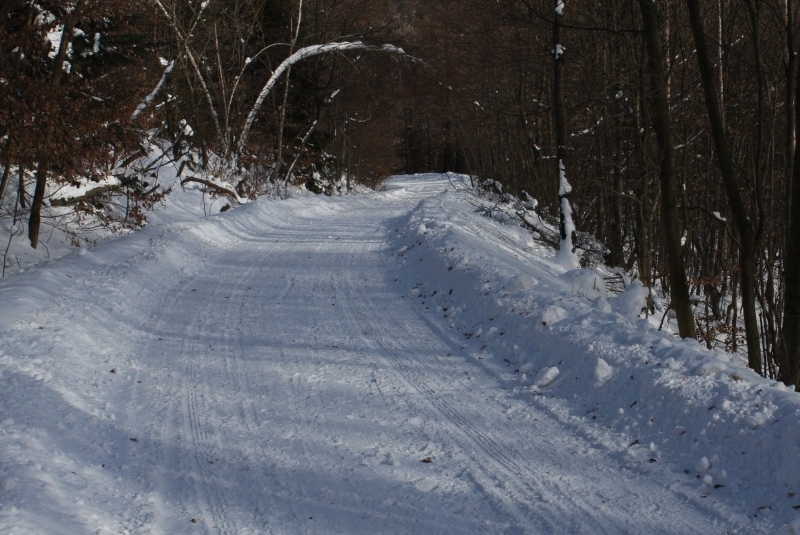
xmin=0 ymin=176 xmax=796 ymax=534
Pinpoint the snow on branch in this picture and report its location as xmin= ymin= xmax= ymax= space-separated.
xmin=555 ymin=158 xmax=580 ymax=270
xmin=180 ymin=176 xmax=246 ymax=205
xmin=151 ymin=0 xmax=225 ymax=151
xmin=49 ymin=176 xmax=123 ymax=206
xmin=131 ymin=59 xmax=175 ymax=120
xmin=238 ymin=41 xmax=405 ymax=155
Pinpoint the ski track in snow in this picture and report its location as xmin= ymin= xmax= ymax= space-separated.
xmin=0 ymin=175 xmax=793 ymax=534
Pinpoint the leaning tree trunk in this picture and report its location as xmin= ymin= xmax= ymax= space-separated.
xmin=685 ymin=0 xmax=762 ymax=373
xmin=638 ymin=0 xmax=696 ymax=338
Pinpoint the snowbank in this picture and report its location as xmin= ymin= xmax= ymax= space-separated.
xmin=390 ymin=173 xmax=800 ymax=530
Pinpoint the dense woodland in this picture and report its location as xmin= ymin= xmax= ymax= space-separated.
xmin=2 ymin=0 xmax=800 ymax=389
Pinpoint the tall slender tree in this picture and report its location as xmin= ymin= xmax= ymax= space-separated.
xmin=685 ymin=0 xmax=762 ymax=372
xmin=780 ymin=1 xmax=800 ymax=387
xmin=638 ymin=0 xmax=696 ymax=338
xmin=552 ymin=0 xmax=579 ymax=269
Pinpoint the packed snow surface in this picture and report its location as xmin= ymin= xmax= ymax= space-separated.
xmin=0 ymin=174 xmax=798 ymax=534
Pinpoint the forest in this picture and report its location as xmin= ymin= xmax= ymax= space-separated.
xmin=1 ymin=0 xmax=799 ymax=389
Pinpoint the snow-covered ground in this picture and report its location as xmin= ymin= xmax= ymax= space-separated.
xmin=0 ymin=174 xmax=798 ymax=534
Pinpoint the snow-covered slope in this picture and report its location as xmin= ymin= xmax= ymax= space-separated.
xmin=0 ymin=174 xmax=797 ymax=534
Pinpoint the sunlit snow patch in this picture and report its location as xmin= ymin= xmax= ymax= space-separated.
xmin=559 ymin=268 xmax=607 ymax=300
xmin=505 ymin=274 xmax=538 ymax=293
xmin=533 ymin=366 xmax=560 ymax=388
xmin=594 ymin=357 xmax=613 ymax=386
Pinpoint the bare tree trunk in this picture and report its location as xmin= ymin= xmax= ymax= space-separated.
xmin=50 ymin=1 xmax=82 ymax=89
xmin=780 ymin=7 xmax=795 ymax=376
xmin=608 ymin=84 xmax=626 ymax=267
xmin=276 ymin=0 xmax=304 ymax=183
xmin=786 ymin=0 xmax=796 ymax=178
xmin=17 ymin=166 xmax=26 ymax=209
xmin=634 ymin=73 xmax=654 ymax=288
xmin=274 ymin=73 xmax=292 ymax=182
xmin=744 ymin=0 xmax=767 ymax=224
xmin=553 ymin=2 xmax=567 ymax=195
xmin=553 ymin=1 xmax=578 ymax=268
xmin=0 ymin=157 xmax=9 ymax=201
xmin=638 ymin=0 xmax=696 ymax=338
xmin=685 ymin=0 xmax=762 ymax=372
xmin=744 ymin=0 xmax=773 ymax=374
xmin=28 ymin=160 xmax=47 ymax=249
xmin=717 ymin=0 xmax=724 ymax=123
xmin=780 ymin=0 xmax=800 ymax=388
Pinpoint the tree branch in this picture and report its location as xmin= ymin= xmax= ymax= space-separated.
xmin=238 ymin=41 xmax=404 ymax=155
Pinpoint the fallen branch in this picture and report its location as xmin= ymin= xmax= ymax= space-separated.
xmin=517 ymin=211 xmax=560 ymax=248
xmin=49 ymin=177 xmax=122 ymax=207
xmin=180 ymin=176 xmax=244 ymax=204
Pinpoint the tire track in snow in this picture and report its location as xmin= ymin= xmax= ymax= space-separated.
xmin=178 ymin=270 xmax=234 ymax=535
xmin=175 ymin=238 xmax=275 ymax=535
xmin=201 ymin=243 xmax=296 ymax=535
xmin=148 ymin=309 xmax=228 ymax=534
xmin=183 ymin=361 xmax=222 ymax=534
xmin=328 ymin=203 xmax=720 ymax=535
xmin=360 ymin=325 xmax=636 ymax=535
xmin=311 ymin=194 xmax=569 ymax=533
xmin=239 ymin=204 xmax=506 ymax=533
xmin=340 ymin=287 xmax=557 ymax=532
xmin=49 ymin=241 xmax=222 ymax=535
xmin=316 ymin=216 xmax=552 ymax=533
xmin=132 ymin=239 xmax=253 ymax=535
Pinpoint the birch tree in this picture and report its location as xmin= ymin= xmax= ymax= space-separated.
xmin=238 ymin=41 xmax=405 ymax=156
